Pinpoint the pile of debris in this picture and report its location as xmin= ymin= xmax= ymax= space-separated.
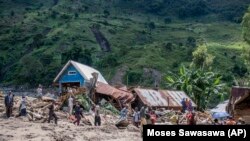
xmin=0 ymin=92 xmax=66 ymax=122
xmin=0 ymin=90 xmax=214 ymax=127
xmin=153 ymin=109 xmax=213 ymax=125
xmin=0 ymin=91 xmax=121 ymax=127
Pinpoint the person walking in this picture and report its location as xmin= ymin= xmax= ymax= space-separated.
xmin=187 ymin=111 xmax=196 ymax=125
xmin=73 ymin=102 xmax=83 ymax=126
xmin=181 ymin=98 xmax=186 ymax=113
xmin=19 ymin=96 xmax=27 ymax=116
xmin=4 ymin=92 xmax=12 ymax=118
xmin=68 ymin=95 xmax=73 ymax=115
xmin=48 ymin=101 xmax=58 ymax=125
xmin=94 ymin=105 xmax=101 ymax=126
xmin=133 ymin=107 xmax=140 ymax=127
xmin=140 ymin=106 xmax=147 ymax=126
xmin=119 ymin=105 xmax=128 ymax=120
xmin=9 ymin=92 xmax=14 ymax=116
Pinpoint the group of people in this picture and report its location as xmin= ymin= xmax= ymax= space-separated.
xmin=4 ymin=91 xmax=27 ymax=118
xmin=119 ymin=105 xmax=158 ymax=128
xmin=67 ymin=95 xmax=101 ymax=126
xmin=45 ymin=96 xmax=86 ymax=126
xmin=120 ymin=105 xmax=196 ymax=127
xmin=213 ymin=116 xmax=246 ymax=125
xmin=3 ymin=87 xmax=247 ymax=127
xmin=168 ymin=110 xmax=197 ymax=125
xmin=124 ymin=102 xmax=247 ymax=126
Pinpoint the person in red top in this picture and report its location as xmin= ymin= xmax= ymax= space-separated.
xmin=150 ymin=111 xmax=157 ymax=125
xmin=226 ymin=116 xmax=236 ymax=125
xmin=186 ymin=111 xmax=196 ymax=125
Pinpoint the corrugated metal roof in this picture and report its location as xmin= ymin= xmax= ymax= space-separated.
xmin=54 ymin=60 xmax=108 ymax=84
xmin=227 ymin=87 xmax=250 ymax=116
xmin=133 ymin=88 xmax=196 ymax=108
xmin=134 ymin=89 xmax=169 ymax=107
xmin=231 ymin=86 xmax=250 ymax=98
xmin=96 ymin=82 xmax=134 ymax=103
xmin=161 ymin=90 xmax=197 ymax=107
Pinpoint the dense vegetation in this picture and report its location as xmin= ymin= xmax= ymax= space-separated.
xmin=241 ymin=6 xmax=250 ymax=86
xmin=0 ymin=0 xmax=250 ymax=91
xmin=166 ymin=45 xmax=225 ymax=109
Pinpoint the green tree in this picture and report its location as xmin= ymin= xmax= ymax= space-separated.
xmin=19 ymin=55 xmax=44 ymax=85
xmin=125 ymin=70 xmax=143 ymax=85
xmin=242 ymin=47 xmax=250 ymax=70
xmin=166 ymin=66 xmax=225 ymax=110
xmin=103 ymin=10 xmax=110 ymax=18
xmin=10 ymin=10 xmax=15 ymax=17
xmin=238 ymin=47 xmax=250 ymax=86
xmin=74 ymin=12 xmax=79 ymax=18
xmin=97 ymin=54 xmax=119 ymax=68
xmin=242 ymin=6 xmax=250 ymax=44
xmin=79 ymin=49 xmax=93 ymax=66
xmin=240 ymin=7 xmax=250 ymax=86
xmin=40 ymin=53 xmax=53 ymax=65
xmin=0 ymin=56 xmax=4 ymax=78
xmin=148 ymin=22 xmax=155 ymax=30
xmin=62 ymin=47 xmax=93 ymax=66
xmin=191 ymin=45 xmax=215 ymax=70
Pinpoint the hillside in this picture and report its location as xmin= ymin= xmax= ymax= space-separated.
xmin=0 ymin=0 xmax=250 ymax=87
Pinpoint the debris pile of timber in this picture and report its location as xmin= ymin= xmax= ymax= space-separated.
xmin=0 ymin=92 xmax=66 ymax=122
xmin=153 ymin=109 xmax=213 ymax=125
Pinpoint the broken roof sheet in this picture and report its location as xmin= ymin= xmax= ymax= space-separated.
xmin=133 ymin=89 xmax=169 ymax=107
xmin=54 ymin=60 xmax=108 ymax=84
xmin=133 ymin=88 xmax=196 ymax=108
xmin=161 ymin=90 xmax=197 ymax=107
xmin=96 ymin=82 xmax=134 ymax=103
xmin=231 ymin=86 xmax=250 ymax=98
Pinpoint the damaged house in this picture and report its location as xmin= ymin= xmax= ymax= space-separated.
xmin=132 ymin=88 xmax=196 ymax=110
xmin=94 ymin=82 xmax=134 ymax=110
xmin=227 ymin=86 xmax=250 ymax=124
xmin=53 ymin=60 xmax=108 ymax=93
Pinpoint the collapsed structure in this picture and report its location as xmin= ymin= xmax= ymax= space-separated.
xmin=95 ymin=82 xmax=134 ymax=110
xmin=227 ymin=86 xmax=250 ymax=124
xmin=53 ymin=60 xmax=197 ymax=111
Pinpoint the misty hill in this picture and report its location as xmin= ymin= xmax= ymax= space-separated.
xmin=0 ymin=0 xmax=250 ymax=87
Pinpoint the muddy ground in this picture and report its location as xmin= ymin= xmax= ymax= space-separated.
xmin=0 ymin=117 xmax=142 ymax=141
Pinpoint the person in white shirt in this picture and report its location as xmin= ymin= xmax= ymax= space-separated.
xmin=19 ymin=96 xmax=27 ymax=116
xmin=133 ymin=107 xmax=140 ymax=127
xmin=68 ymin=95 xmax=73 ymax=115
xmin=37 ymin=84 xmax=43 ymax=99
xmin=68 ymin=87 xmax=73 ymax=94
xmin=94 ymin=105 xmax=101 ymax=126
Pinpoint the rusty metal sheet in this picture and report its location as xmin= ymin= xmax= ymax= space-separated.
xmin=160 ymin=90 xmax=197 ymax=107
xmin=231 ymin=86 xmax=250 ymax=98
xmin=134 ymin=88 xmax=169 ymax=107
xmin=96 ymin=82 xmax=134 ymax=102
xmin=134 ymin=88 xmax=196 ymax=108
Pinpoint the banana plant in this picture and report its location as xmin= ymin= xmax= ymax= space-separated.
xmin=166 ymin=66 xmax=225 ymax=110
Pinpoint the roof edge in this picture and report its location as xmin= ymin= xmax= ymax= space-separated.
xmin=53 ymin=60 xmax=72 ymax=83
